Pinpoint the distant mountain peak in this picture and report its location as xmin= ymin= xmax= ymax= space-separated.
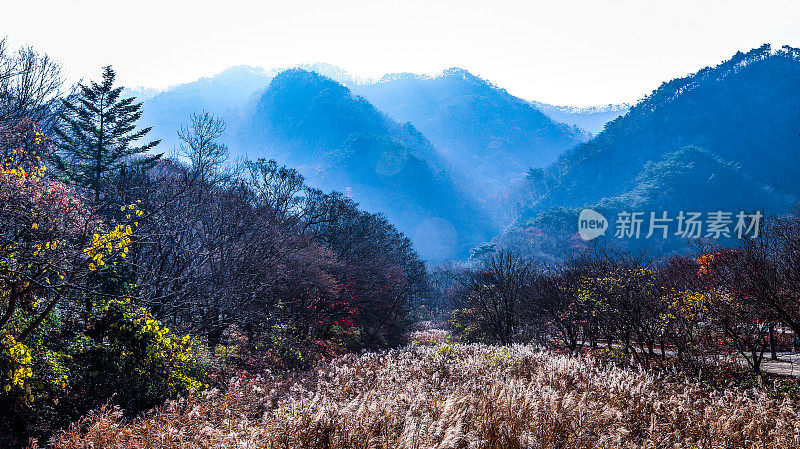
xmin=213 ymin=65 xmax=272 ymax=79
xmin=377 ymin=72 xmax=426 ymax=83
xmin=296 ymin=62 xmax=373 ymax=86
xmin=532 ymin=102 xmax=631 ymax=115
xmin=439 ymin=67 xmax=480 ymax=80
xmin=375 ymin=67 xmax=486 ymax=85
xmin=352 ymin=66 xmax=588 ymax=210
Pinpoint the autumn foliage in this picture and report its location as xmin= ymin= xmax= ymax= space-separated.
xmin=0 ymin=121 xmax=204 ymax=446
xmin=446 ymin=237 xmax=800 ymax=376
xmin=0 ymin=107 xmax=428 ymax=446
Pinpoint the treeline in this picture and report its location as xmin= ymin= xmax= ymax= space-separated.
xmin=0 ymin=43 xmax=426 ymax=446
xmin=442 ymin=211 xmax=800 ymax=375
xmin=126 ymin=112 xmax=428 ymax=358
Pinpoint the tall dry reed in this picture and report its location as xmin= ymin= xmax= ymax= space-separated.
xmin=52 ymin=344 xmax=800 ymax=448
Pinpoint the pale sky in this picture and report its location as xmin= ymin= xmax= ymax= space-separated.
xmin=1 ymin=0 xmax=799 ymax=106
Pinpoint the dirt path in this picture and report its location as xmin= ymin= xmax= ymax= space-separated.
xmin=579 ymin=339 xmax=800 ymax=377
xmin=413 ymin=325 xmax=800 ymax=377
xmin=759 ymin=352 xmax=800 ymax=376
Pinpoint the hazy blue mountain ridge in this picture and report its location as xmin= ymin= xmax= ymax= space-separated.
xmin=236 ymin=69 xmax=497 ymax=260
xmin=353 ymin=69 xmax=589 ymax=197
xmin=528 ymin=101 xmax=629 ymax=135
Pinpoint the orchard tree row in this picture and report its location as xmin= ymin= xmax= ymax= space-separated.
xmin=442 ymin=216 xmax=800 ymax=376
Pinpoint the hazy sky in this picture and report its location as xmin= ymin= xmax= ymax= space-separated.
xmin=2 ymin=0 xmax=799 ymax=106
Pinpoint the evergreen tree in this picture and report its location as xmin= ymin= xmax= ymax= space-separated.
xmin=53 ymin=66 xmax=161 ymax=204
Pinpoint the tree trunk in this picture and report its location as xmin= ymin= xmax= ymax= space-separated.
xmin=769 ymin=323 xmax=778 ymax=360
xmin=752 ymin=350 xmax=762 ymax=374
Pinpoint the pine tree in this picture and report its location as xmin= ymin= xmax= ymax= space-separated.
xmin=52 ymin=66 xmax=161 ymax=204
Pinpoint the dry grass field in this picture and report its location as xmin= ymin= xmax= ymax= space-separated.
xmin=48 ymin=337 xmax=800 ymax=449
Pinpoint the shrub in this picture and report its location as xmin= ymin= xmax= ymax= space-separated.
xmin=0 ymin=298 xmax=207 ymax=446
xmin=449 ymin=308 xmax=483 ymax=342
xmin=79 ymin=299 xmax=207 ymax=411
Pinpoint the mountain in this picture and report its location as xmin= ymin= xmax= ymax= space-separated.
xmin=124 ymin=86 xmax=160 ymax=102
xmin=137 ymin=63 xmax=373 ymax=153
xmin=237 ymin=69 xmax=496 ymax=260
xmin=521 ymin=44 xmax=800 ymax=222
xmin=137 ymin=65 xmax=590 ymax=195
xmin=241 ymin=69 xmax=441 ymax=166
xmin=529 ymin=102 xmax=629 ymax=135
xmin=139 ymin=66 xmax=274 ymax=151
xmin=352 ymin=69 xmax=589 ymax=197
xmin=500 ymin=145 xmax=792 ymax=260
xmin=597 ymin=147 xmax=786 ymax=213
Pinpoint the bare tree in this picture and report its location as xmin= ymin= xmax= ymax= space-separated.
xmin=176 ymin=111 xmax=228 ymax=184
xmin=245 ymin=158 xmax=304 ymax=217
xmin=452 ymin=251 xmax=535 ymax=344
xmin=0 ymin=38 xmax=64 ymax=131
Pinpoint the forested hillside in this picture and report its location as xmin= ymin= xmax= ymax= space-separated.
xmin=138 ymin=66 xmax=274 ymax=151
xmin=354 ymin=69 xmax=588 ymax=196
xmin=235 ymin=69 xmax=497 ymax=260
xmin=502 ymin=44 xmax=800 ymax=256
xmin=522 ymin=45 xmax=800 ymax=219
xmin=0 ymin=54 xmax=430 ymax=445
